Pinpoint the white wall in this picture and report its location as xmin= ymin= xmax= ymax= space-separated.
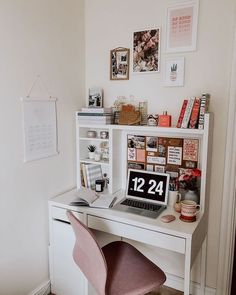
xmin=85 ymin=0 xmax=236 ymax=289
xmin=0 ymin=1 xmax=84 ymax=294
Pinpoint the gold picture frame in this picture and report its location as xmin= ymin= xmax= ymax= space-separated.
xmin=110 ymin=47 xmax=130 ymax=80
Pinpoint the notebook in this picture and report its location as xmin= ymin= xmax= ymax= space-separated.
xmin=112 ymin=169 xmax=170 ymax=218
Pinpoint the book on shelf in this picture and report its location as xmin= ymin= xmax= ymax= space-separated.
xmin=70 ymin=187 xmax=117 ymax=209
xmin=181 ymin=97 xmax=195 ymax=128
xmin=189 ymin=97 xmax=200 ymax=129
xmin=81 ymin=107 xmax=112 ymax=113
xmin=198 ymin=93 xmax=210 ymax=130
xmin=78 ymin=117 xmax=112 ymax=125
xmin=77 ymin=112 xmax=112 ymax=116
xmin=176 ymin=99 xmax=188 ymax=128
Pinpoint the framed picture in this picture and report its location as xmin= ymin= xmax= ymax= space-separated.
xmin=110 ymin=47 xmax=130 ymax=80
xmin=164 ymin=57 xmax=185 ymax=87
xmin=133 ymin=28 xmax=160 ymax=73
xmin=166 ymin=1 xmax=199 ymax=53
xmin=88 ymin=88 xmax=103 ymax=108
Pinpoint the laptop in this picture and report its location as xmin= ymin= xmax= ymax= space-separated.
xmin=112 ymin=169 xmax=170 ymax=219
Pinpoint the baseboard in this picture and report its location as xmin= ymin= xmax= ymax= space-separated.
xmin=165 ymin=273 xmax=216 ymax=295
xmin=28 ymin=280 xmax=50 ymax=295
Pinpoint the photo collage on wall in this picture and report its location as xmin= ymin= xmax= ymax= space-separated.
xmin=127 ymin=135 xmax=199 ymax=189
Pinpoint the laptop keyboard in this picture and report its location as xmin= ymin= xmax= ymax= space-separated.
xmin=121 ymin=199 xmax=161 ymax=212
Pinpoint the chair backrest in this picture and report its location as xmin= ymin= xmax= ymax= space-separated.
xmin=67 ymin=211 xmax=108 ymax=295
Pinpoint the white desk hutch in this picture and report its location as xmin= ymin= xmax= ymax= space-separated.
xmin=49 ymin=113 xmax=213 ymax=295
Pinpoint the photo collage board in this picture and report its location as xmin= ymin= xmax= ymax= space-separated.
xmin=127 ymin=135 xmax=199 ymax=191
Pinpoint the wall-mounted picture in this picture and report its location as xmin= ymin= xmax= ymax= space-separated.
xmin=110 ymin=47 xmax=130 ymax=80
xmin=166 ymin=1 xmax=199 ymax=53
xmin=88 ymin=88 xmax=103 ymax=108
xmin=164 ymin=57 xmax=185 ymax=87
xmin=133 ymin=28 xmax=160 ymax=73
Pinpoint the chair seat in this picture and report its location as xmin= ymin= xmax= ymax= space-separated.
xmin=102 ymin=241 xmax=166 ymax=295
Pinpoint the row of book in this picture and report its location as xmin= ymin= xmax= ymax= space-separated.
xmin=77 ymin=107 xmax=113 ymax=125
xmin=177 ymin=93 xmax=210 ymax=129
xmin=80 ymin=163 xmax=102 ymax=190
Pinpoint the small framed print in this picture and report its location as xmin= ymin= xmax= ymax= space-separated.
xmin=110 ymin=47 xmax=130 ymax=80
xmin=166 ymin=1 xmax=199 ymax=53
xmin=164 ymin=57 xmax=185 ymax=87
xmin=88 ymin=88 xmax=103 ymax=108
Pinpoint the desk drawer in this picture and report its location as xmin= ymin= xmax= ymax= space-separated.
xmin=88 ymin=215 xmax=185 ymax=254
xmin=51 ymin=206 xmax=83 ymax=223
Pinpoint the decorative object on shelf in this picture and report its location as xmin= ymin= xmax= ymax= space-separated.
xmin=184 ymin=189 xmax=199 ymax=203
xmin=164 ymin=57 xmax=185 ymax=87
xmin=158 ymin=111 xmax=172 ymax=127
xmin=100 ymin=131 xmax=109 ymax=139
xmin=174 ymin=201 xmax=181 ymax=213
xmin=147 ymin=114 xmax=158 ymax=126
xmin=179 ymin=168 xmax=201 ymax=203
xmin=133 ymin=28 xmax=160 ymax=73
xmin=95 ymin=179 xmax=105 ymax=192
xmin=88 ymin=87 xmax=103 ymax=108
xmin=139 ymin=100 xmax=148 ymax=125
xmin=168 ymin=190 xmax=181 ymax=207
xmin=87 ymin=144 xmax=96 ymax=159
xmin=166 ymin=1 xmax=199 ymax=53
xmin=110 ymin=47 xmax=130 ymax=80
xmin=87 ymin=130 xmax=97 ymax=138
xmin=180 ymin=200 xmax=200 ymax=222
xmin=94 ymin=152 xmax=102 ymax=162
xmin=119 ymin=104 xmax=141 ymax=125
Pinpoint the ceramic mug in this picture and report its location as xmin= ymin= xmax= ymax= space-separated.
xmin=180 ymin=200 xmax=200 ymax=222
xmin=168 ymin=191 xmax=181 ymax=207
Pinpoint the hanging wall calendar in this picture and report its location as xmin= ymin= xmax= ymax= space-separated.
xmin=21 ymin=76 xmax=59 ymax=162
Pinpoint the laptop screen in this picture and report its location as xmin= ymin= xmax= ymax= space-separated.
xmin=126 ymin=169 xmax=170 ymax=205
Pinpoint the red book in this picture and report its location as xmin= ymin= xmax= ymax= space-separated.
xmin=176 ymin=100 xmax=188 ymax=128
xmin=189 ymin=97 xmax=200 ymax=129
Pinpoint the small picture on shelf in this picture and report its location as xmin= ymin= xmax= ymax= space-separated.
xmin=88 ymin=88 xmax=103 ymax=108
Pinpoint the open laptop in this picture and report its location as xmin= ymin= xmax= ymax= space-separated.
xmin=112 ymin=169 xmax=170 ymax=219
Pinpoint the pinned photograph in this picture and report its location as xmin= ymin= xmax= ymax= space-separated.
xmin=133 ymin=28 xmax=160 ymax=73
xmin=128 ymin=148 xmax=136 ymax=161
xmin=128 ymin=162 xmax=145 ymax=170
xmin=146 ymin=137 xmax=158 ymax=152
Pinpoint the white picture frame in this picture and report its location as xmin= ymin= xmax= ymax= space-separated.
xmin=166 ymin=1 xmax=199 ymax=53
xmin=164 ymin=57 xmax=185 ymax=87
xmin=132 ymin=28 xmax=161 ymax=73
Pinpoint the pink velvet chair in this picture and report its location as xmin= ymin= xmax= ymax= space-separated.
xmin=67 ymin=211 xmax=166 ymax=295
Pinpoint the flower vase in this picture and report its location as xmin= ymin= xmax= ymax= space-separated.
xmin=184 ymin=190 xmax=199 ymax=203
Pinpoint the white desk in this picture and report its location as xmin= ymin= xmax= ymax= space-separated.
xmin=49 ymin=189 xmax=207 ymax=295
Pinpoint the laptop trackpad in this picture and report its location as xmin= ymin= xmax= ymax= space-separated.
xmin=126 ymin=207 xmax=161 ymax=219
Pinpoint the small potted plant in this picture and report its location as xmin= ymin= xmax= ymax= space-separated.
xmin=87 ymin=145 xmax=96 ymax=159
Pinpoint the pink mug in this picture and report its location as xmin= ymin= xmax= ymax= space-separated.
xmin=180 ymin=200 xmax=200 ymax=222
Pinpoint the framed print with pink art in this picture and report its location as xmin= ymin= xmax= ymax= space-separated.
xmin=166 ymin=1 xmax=199 ymax=53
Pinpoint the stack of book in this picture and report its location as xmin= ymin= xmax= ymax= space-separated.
xmin=80 ymin=163 xmax=102 ymax=190
xmin=176 ymin=93 xmax=210 ymax=129
xmin=77 ymin=107 xmax=113 ymax=125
